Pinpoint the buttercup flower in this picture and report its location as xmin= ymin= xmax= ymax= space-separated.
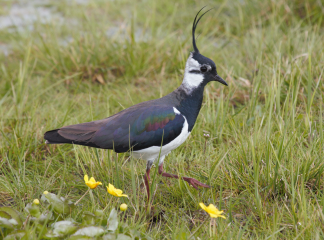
xmin=84 ymin=175 xmax=102 ymax=189
xmin=107 ymin=183 xmax=128 ymax=197
xmin=33 ymin=199 xmax=40 ymax=205
xmin=199 ymin=203 xmax=226 ymax=219
xmin=120 ymin=203 xmax=128 ymax=211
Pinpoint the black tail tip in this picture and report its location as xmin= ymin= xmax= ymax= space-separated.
xmin=44 ymin=129 xmax=71 ymax=144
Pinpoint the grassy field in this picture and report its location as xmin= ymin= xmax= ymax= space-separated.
xmin=0 ymin=0 xmax=324 ymax=239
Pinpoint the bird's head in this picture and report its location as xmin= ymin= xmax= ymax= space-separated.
xmin=182 ymin=7 xmax=227 ymax=92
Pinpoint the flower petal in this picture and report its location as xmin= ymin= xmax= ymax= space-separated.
xmin=199 ymin=202 xmax=226 ymax=219
xmin=209 ymin=213 xmax=219 ymax=218
xmin=84 ymin=175 xmax=89 ymax=182
xmin=210 ymin=213 xmax=226 ymax=219
xmin=207 ymin=204 xmax=218 ymax=213
xmin=89 ymin=177 xmax=96 ymax=183
xmin=199 ymin=202 xmax=207 ymax=211
xmin=87 ymin=182 xmax=95 ymax=189
xmin=115 ymin=189 xmax=123 ymax=195
xmin=107 ymin=185 xmax=115 ymax=196
xmin=107 ymin=184 xmax=128 ymax=197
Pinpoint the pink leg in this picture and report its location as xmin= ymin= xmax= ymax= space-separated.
xmin=144 ymin=161 xmax=154 ymax=201
xmin=144 ymin=168 xmax=151 ymax=201
xmin=158 ymin=164 xmax=210 ymax=189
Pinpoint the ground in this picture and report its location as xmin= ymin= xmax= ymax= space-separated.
xmin=0 ymin=0 xmax=324 ymax=239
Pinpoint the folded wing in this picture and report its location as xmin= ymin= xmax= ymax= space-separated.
xmin=44 ymin=105 xmax=185 ymax=153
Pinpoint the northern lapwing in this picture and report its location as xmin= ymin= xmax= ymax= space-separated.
xmin=44 ymin=7 xmax=228 ymax=200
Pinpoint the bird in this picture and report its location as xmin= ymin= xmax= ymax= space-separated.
xmin=44 ymin=7 xmax=228 ymax=201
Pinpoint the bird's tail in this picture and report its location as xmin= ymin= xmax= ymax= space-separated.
xmin=44 ymin=129 xmax=73 ymax=144
xmin=44 ymin=120 xmax=104 ymax=147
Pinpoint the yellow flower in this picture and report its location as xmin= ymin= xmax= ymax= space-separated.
xmin=199 ymin=203 xmax=226 ymax=219
xmin=120 ymin=203 xmax=127 ymax=211
xmin=84 ymin=175 xmax=102 ymax=189
xmin=33 ymin=199 xmax=40 ymax=205
xmin=43 ymin=191 xmax=49 ymax=195
xmin=107 ymin=183 xmax=128 ymax=197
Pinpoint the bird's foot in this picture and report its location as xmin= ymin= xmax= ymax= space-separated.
xmin=158 ymin=164 xmax=210 ymax=190
xmin=182 ymin=177 xmax=210 ymax=190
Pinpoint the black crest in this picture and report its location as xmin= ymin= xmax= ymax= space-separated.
xmin=192 ymin=7 xmax=214 ymax=53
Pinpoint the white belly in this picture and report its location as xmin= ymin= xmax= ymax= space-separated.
xmin=132 ymin=110 xmax=190 ymax=162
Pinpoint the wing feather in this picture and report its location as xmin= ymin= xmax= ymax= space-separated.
xmin=44 ymin=104 xmax=185 ymax=153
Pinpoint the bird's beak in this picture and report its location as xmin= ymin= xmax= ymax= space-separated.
xmin=214 ymin=75 xmax=228 ymax=86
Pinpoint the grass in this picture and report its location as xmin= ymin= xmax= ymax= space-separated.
xmin=0 ymin=0 xmax=324 ymax=238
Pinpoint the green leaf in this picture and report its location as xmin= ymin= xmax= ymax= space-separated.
xmin=116 ymin=234 xmax=132 ymax=240
xmin=3 ymin=230 xmax=26 ymax=240
xmin=67 ymin=236 xmax=93 ymax=240
xmin=102 ymin=233 xmax=116 ymax=240
xmin=24 ymin=203 xmax=41 ymax=218
xmin=107 ymin=209 xmax=118 ymax=232
xmin=42 ymin=193 xmax=74 ymax=215
xmin=0 ymin=217 xmax=18 ymax=229
xmin=94 ymin=209 xmax=104 ymax=217
xmin=0 ymin=207 xmax=23 ymax=227
xmin=82 ymin=211 xmax=96 ymax=225
xmin=72 ymin=226 xmax=105 ymax=237
xmin=38 ymin=211 xmax=54 ymax=223
xmin=0 ymin=211 xmax=11 ymax=219
xmin=53 ymin=220 xmax=78 ymax=235
xmin=30 ymin=211 xmax=54 ymax=226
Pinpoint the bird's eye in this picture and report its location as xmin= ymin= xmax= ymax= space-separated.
xmin=200 ymin=66 xmax=208 ymax=72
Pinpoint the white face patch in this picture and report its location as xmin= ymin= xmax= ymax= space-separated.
xmin=182 ymin=53 xmax=209 ymax=93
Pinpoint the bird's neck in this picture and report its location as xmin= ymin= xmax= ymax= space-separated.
xmin=174 ymin=83 xmax=206 ymax=132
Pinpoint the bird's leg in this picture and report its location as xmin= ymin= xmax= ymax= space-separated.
xmin=158 ymin=163 xmax=210 ymax=190
xmin=144 ymin=168 xmax=150 ymax=200
xmin=144 ymin=161 xmax=153 ymax=201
